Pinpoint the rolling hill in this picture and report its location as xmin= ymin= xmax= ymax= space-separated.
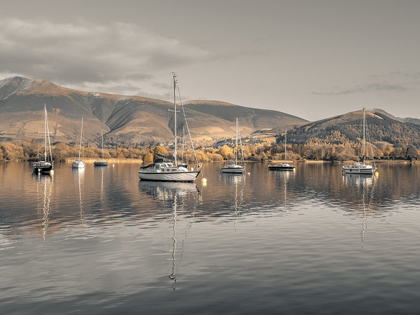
xmin=279 ymin=108 xmax=420 ymax=148
xmin=0 ymin=76 xmax=307 ymax=143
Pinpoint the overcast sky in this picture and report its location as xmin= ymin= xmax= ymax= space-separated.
xmin=1 ymin=0 xmax=419 ymax=121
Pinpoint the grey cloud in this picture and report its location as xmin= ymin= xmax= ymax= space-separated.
xmin=152 ymin=82 xmax=172 ymax=90
xmin=313 ymin=83 xmax=409 ymax=95
xmin=0 ymin=18 xmax=214 ymax=93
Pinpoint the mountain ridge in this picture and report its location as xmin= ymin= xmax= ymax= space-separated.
xmin=278 ymin=108 xmax=420 ymax=149
xmin=0 ymin=76 xmax=307 ymax=143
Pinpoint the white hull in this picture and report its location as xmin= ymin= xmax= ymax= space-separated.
xmin=72 ymin=161 xmax=85 ymax=169
xmin=343 ymin=164 xmax=376 ymax=175
xmin=138 ymin=170 xmax=200 ymax=182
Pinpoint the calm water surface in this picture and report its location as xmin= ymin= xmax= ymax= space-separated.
xmin=0 ymin=162 xmax=420 ymax=314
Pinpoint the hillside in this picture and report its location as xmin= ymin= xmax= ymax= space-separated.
xmin=280 ymin=109 xmax=420 ymax=148
xmin=0 ymin=76 xmax=307 ymax=143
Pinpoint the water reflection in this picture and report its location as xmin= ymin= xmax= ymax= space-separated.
xmin=1 ymin=163 xmax=420 ymax=314
xmin=220 ymin=174 xmax=246 ymax=231
xmin=138 ymin=181 xmax=201 ymax=290
xmin=73 ymin=169 xmax=85 ymax=223
xmin=33 ymin=174 xmax=53 ymax=241
xmin=342 ymin=174 xmax=378 ymax=243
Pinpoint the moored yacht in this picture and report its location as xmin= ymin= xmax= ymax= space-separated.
xmin=138 ymin=73 xmax=201 ymax=182
xmin=94 ymin=129 xmax=108 ymax=167
xmin=33 ymin=105 xmax=53 ymax=174
xmin=221 ymin=118 xmax=245 ymax=174
xmin=72 ymin=117 xmax=85 ymax=169
xmin=269 ymin=129 xmax=295 ymax=171
xmin=343 ymin=108 xmax=377 ymax=175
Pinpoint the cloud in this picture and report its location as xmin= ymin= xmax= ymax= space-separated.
xmin=152 ymin=82 xmax=172 ymax=90
xmin=0 ymin=18 xmax=214 ymax=94
xmin=313 ymin=82 xmax=409 ymax=95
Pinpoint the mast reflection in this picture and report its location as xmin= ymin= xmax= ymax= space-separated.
xmin=221 ymin=173 xmax=245 ymax=231
xmin=269 ymin=170 xmax=294 ymax=209
xmin=138 ymin=181 xmax=200 ymax=290
xmin=342 ymin=174 xmax=377 ymax=243
xmin=73 ymin=169 xmax=85 ymax=223
xmin=33 ymin=174 xmax=53 ymax=241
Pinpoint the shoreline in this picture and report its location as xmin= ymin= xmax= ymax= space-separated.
xmin=2 ymin=158 xmax=417 ymax=165
xmin=64 ymin=158 xmax=143 ymax=164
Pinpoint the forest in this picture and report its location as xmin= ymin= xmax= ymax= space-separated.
xmin=0 ymin=137 xmax=418 ymax=164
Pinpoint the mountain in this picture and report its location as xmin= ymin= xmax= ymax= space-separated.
xmin=280 ymin=109 xmax=420 ymax=148
xmin=401 ymin=117 xmax=420 ymax=126
xmin=0 ymin=76 xmax=307 ymax=143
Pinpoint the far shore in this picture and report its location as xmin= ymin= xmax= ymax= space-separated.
xmin=2 ymin=158 xmax=417 ymax=165
xmin=64 ymin=157 xmax=143 ymax=164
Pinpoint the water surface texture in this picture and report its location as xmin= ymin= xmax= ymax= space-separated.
xmin=1 ymin=162 xmax=420 ymax=314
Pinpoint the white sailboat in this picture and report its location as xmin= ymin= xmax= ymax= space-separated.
xmin=72 ymin=117 xmax=86 ymax=169
xmin=138 ymin=73 xmax=201 ymax=182
xmin=33 ymin=105 xmax=53 ymax=174
xmin=94 ymin=129 xmax=108 ymax=166
xmin=221 ymin=118 xmax=245 ymax=174
xmin=269 ymin=129 xmax=295 ymax=171
xmin=343 ymin=108 xmax=377 ymax=175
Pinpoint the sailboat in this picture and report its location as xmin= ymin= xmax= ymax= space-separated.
xmin=138 ymin=73 xmax=201 ymax=182
xmin=33 ymin=105 xmax=53 ymax=174
xmin=94 ymin=129 xmax=108 ymax=166
xmin=221 ymin=118 xmax=245 ymax=174
xmin=343 ymin=108 xmax=377 ymax=175
xmin=269 ymin=129 xmax=295 ymax=171
xmin=72 ymin=117 xmax=86 ymax=169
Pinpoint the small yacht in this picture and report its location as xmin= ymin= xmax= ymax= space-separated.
xmin=94 ymin=129 xmax=108 ymax=167
xmin=138 ymin=73 xmax=201 ymax=182
xmin=221 ymin=118 xmax=245 ymax=174
xmin=269 ymin=129 xmax=295 ymax=171
xmin=343 ymin=108 xmax=377 ymax=175
xmin=33 ymin=105 xmax=53 ymax=174
xmin=72 ymin=117 xmax=85 ymax=169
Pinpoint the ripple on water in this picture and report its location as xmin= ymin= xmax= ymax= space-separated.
xmin=0 ymin=163 xmax=420 ymax=314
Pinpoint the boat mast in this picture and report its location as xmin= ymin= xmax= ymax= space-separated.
xmin=101 ymin=129 xmax=104 ymax=159
xmin=44 ymin=105 xmax=47 ymax=161
xmin=173 ymin=73 xmax=178 ymax=165
xmin=181 ymin=126 xmax=185 ymax=163
xmin=363 ymin=108 xmax=366 ymax=163
xmin=284 ymin=129 xmax=287 ymax=162
xmin=79 ymin=117 xmax=83 ymax=161
xmin=235 ymin=118 xmax=238 ymax=165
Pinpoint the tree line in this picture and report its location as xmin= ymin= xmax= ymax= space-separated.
xmin=1 ymin=138 xmax=418 ymax=163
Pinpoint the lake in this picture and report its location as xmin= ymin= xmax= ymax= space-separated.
xmin=0 ymin=162 xmax=420 ymax=314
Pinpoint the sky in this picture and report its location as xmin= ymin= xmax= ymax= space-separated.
xmin=0 ymin=0 xmax=419 ymax=121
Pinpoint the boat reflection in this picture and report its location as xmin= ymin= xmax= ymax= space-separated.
xmin=221 ymin=172 xmax=244 ymax=185
xmin=343 ymin=173 xmax=377 ymax=243
xmin=138 ymin=181 xmax=200 ymax=290
xmin=342 ymin=173 xmax=374 ymax=187
xmin=138 ymin=181 xmax=200 ymax=201
xmin=73 ymin=169 xmax=85 ymax=223
xmin=33 ymin=174 xmax=53 ymax=241
xmin=269 ymin=169 xmax=294 ymax=209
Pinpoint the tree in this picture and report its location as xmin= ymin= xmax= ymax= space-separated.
xmin=143 ymin=152 xmax=154 ymax=165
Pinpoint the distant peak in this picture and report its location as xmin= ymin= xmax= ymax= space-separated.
xmin=182 ymin=100 xmax=236 ymax=106
xmin=0 ymin=76 xmax=32 ymax=84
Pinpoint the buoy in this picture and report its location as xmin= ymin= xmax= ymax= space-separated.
xmin=201 ymin=177 xmax=207 ymax=187
xmin=113 ymin=164 xmax=115 ymax=167
xmin=50 ymin=170 xmax=54 ymax=175
xmin=375 ymin=171 xmax=379 ymax=178
xmin=247 ymin=172 xmax=251 ymax=175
